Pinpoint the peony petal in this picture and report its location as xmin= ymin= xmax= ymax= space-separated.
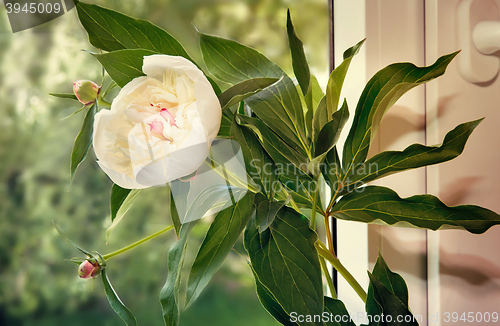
xmin=109 ymin=76 xmax=150 ymax=112
xmin=93 ymin=109 xmax=117 ymax=169
xmin=97 ymin=160 xmax=151 ymax=189
xmin=143 ymin=55 xmax=204 ymax=83
xmin=94 ymin=110 xmax=147 ymax=189
xmin=124 ymin=105 xmax=153 ymax=123
xmin=193 ymin=78 xmax=222 ymax=141
xmin=175 ymin=74 xmax=195 ymax=104
xmin=134 ymin=141 xmax=210 ymax=186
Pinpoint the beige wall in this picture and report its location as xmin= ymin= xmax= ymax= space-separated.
xmin=337 ymin=0 xmax=500 ymax=325
xmin=365 ymin=0 xmax=428 ymax=323
xmin=427 ymin=0 xmax=500 ymax=324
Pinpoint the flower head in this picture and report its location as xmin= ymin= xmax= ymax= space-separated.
xmin=93 ymin=55 xmax=221 ymax=189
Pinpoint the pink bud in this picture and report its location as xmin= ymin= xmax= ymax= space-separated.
xmin=73 ymin=80 xmax=100 ymax=105
xmin=78 ymin=259 xmax=102 ymax=279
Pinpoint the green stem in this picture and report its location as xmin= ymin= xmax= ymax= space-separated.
xmin=279 ymin=187 xmax=301 ymax=212
xmin=97 ymin=96 xmax=112 ymax=108
xmin=316 ymin=241 xmax=367 ymax=303
xmin=319 ymin=256 xmax=337 ymax=299
xmin=102 ymin=225 xmax=174 ymax=261
xmin=102 ymin=80 xmax=117 ymax=98
xmin=310 ymin=179 xmax=320 ymax=229
xmin=323 ymin=214 xmax=335 ymax=257
xmin=204 ymin=160 xmax=259 ymax=193
xmin=325 ymin=182 xmax=342 ymax=216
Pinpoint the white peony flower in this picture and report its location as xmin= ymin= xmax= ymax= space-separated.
xmin=93 ymin=55 xmax=221 ymax=189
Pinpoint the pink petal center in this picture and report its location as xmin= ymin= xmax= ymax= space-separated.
xmin=149 ymin=120 xmax=167 ymax=140
xmin=160 ymin=108 xmax=177 ymax=127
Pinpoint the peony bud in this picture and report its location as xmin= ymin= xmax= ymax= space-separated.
xmin=73 ymin=80 xmax=100 ymax=105
xmin=78 ymin=259 xmax=102 ymax=279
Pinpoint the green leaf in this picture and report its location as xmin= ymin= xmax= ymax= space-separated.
xmin=74 ymin=1 xmax=192 ymax=60
xmin=183 ymin=184 xmax=245 ymax=225
xmin=70 ymin=103 xmax=97 ymax=182
xmin=60 ymin=105 xmax=88 ymax=120
xmin=313 ymin=39 xmax=364 ymax=141
xmin=102 ymin=80 xmax=118 ymax=98
xmin=279 ymin=170 xmax=316 ymax=208
xmin=110 ymin=184 xmax=131 ymax=221
xmin=309 ymin=75 xmax=325 ymax=110
xmin=160 ymin=180 xmax=192 ymax=326
xmin=101 ymin=269 xmax=138 ymax=326
xmin=371 ymin=253 xmax=409 ymax=305
xmin=198 ymin=31 xmax=281 ymax=84
xmin=331 ymin=185 xmax=500 ymax=234
xmin=365 ymin=254 xmax=417 ymax=326
xmin=160 ymin=221 xmax=198 ymax=326
xmin=53 ymin=222 xmax=93 ymax=257
xmin=231 ymin=115 xmax=278 ymax=197
xmin=92 ymin=49 xmax=156 ymax=87
xmin=250 ymin=262 xmax=298 ymax=326
xmin=244 ymin=207 xmax=324 ymax=326
xmin=324 ymin=297 xmax=356 ymax=326
xmin=342 ymin=52 xmax=459 ymax=175
xmin=204 ymin=144 xmax=252 ymax=192
xmin=254 ymin=192 xmax=288 ymax=233
xmin=286 ymin=9 xmax=310 ymax=96
xmin=311 ymin=100 xmax=349 ymax=173
xmin=321 ymin=147 xmax=342 ymax=192
xmin=207 ymin=76 xmax=222 ymax=96
xmin=243 ymin=75 xmax=309 ymax=157
xmin=219 ymin=77 xmax=279 ymax=111
xmin=303 ymin=75 xmax=325 ymax=142
xmin=106 ymin=185 xmax=142 ymax=242
xmin=168 ymin=189 xmax=181 ymax=238
xmin=237 ymin=115 xmax=308 ymax=170
xmin=366 ymin=274 xmax=418 ymax=326
xmin=169 ymin=180 xmax=190 ymax=237
xmin=185 ymin=192 xmax=255 ymax=307
xmin=199 ymin=32 xmax=308 ymax=156
xmin=343 ymin=118 xmax=483 ymax=188
xmin=217 ymin=114 xmax=232 ymax=138
xmin=49 ymin=92 xmax=78 ymax=100
xmin=326 ymin=39 xmax=365 ymax=116
xmin=313 ymin=97 xmax=327 ymax=140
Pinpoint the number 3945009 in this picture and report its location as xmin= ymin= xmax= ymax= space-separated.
xmin=5 ymin=2 xmax=61 ymax=14
xmin=443 ymin=312 xmax=498 ymax=323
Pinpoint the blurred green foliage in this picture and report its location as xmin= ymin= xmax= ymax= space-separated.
xmin=0 ymin=0 xmax=327 ymax=325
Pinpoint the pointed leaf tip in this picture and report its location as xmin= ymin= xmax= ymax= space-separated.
xmin=343 ymin=38 xmax=365 ymax=60
xmin=332 ymin=185 xmax=500 ymax=234
xmin=342 ymin=118 xmax=485 ymax=187
xmin=101 ymin=269 xmax=138 ymax=326
xmin=342 ymin=51 xmax=461 ymax=173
